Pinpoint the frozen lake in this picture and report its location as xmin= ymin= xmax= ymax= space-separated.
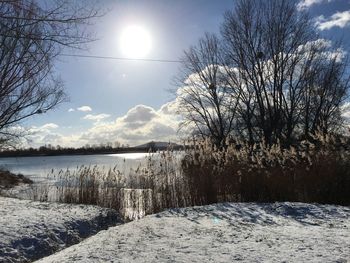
xmin=0 ymin=153 xmax=150 ymax=182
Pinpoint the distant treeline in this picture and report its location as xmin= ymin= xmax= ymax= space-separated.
xmin=0 ymin=144 xmax=183 ymax=158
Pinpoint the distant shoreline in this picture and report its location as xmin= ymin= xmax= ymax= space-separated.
xmin=0 ymin=146 xmax=183 ymax=158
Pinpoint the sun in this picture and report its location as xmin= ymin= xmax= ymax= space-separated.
xmin=120 ymin=25 xmax=152 ymax=58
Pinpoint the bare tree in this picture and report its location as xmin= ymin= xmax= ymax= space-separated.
xmin=176 ymin=33 xmax=240 ymax=147
xmin=0 ymin=0 xmax=99 ymax=147
xmin=176 ymin=0 xmax=349 ymax=147
xmin=300 ymin=43 xmax=349 ymax=138
xmin=221 ymin=0 xmax=349 ymax=145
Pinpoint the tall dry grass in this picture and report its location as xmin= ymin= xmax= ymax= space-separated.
xmin=28 ymin=151 xmax=187 ymax=220
xmin=182 ymin=133 xmax=350 ymax=206
xmin=27 ymin=133 xmax=349 ymax=219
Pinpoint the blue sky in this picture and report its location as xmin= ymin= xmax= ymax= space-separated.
xmin=23 ymin=0 xmax=350 ymax=148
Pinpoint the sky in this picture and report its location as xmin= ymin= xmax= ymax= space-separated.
xmin=22 ymin=0 xmax=350 ymax=148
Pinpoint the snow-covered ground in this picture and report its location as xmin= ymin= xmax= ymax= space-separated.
xmin=0 ymin=197 xmax=122 ymax=263
xmin=37 ymin=202 xmax=350 ymax=263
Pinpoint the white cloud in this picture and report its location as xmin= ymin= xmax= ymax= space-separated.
xmin=29 ymin=123 xmax=59 ymax=133
xmin=78 ymin=104 xmax=181 ymax=146
xmin=21 ymin=123 xmax=71 ymax=148
xmin=297 ymin=38 xmax=347 ymax=62
xmin=297 ymin=0 xmax=333 ymax=10
xmin=315 ymin=10 xmax=350 ymax=30
xmin=83 ymin=113 xmax=111 ymax=121
xmin=298 ymin=38 xmax=332 ymax=51
xmin=25 ymin=102 xmax=182 ymax=148
xmin=26 ymin=132 xmax=83 ymax=148
xmin=123 ymin=105 xmax=156 ymax=123
xmin=40 ymin=123 xmax=59 ymax=130
xmin=77 ymin=106 xmax=92 ymax=112
xmin=68 ymin=108 xmax=75 ymax=112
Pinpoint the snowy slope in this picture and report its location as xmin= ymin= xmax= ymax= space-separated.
xmin=0 ymin=197 xmax=122 ymax=263
xmin=37 ymin=202 xmax=350 ymax=263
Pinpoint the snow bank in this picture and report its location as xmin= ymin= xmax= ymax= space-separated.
xmin=37 ymin=202 xmax=350 ymax=263
xmin=0 ymin=197 xmax=122 ymax=262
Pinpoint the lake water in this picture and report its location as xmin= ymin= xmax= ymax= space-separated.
xmin=0 ymin=153 xmax=150 ymax=182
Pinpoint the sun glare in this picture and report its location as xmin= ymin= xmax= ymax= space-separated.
xmin=120 ymin=25 xmax=152 ymax=58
